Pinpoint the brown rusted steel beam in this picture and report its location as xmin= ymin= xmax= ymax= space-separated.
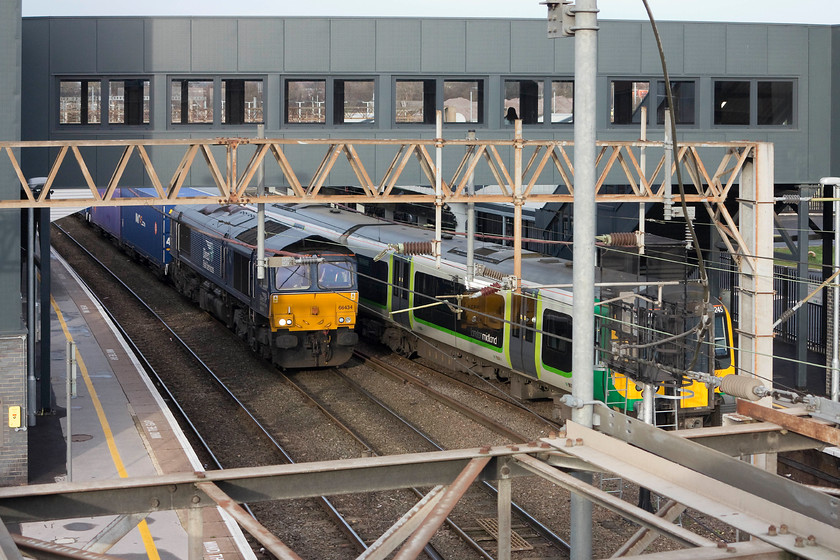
xmin=736 ymin=400 xmax=840 ymax=447
xmin=195 ymin=481 xmax=303 ymax=560
xmin=392 ymin=457 xmax=491 ymax=560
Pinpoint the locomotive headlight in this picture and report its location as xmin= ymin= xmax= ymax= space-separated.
xmin=286 ymin=319 xmax=294 ymax=325
xmin=339 ymin=317 xmax=345 ymax=323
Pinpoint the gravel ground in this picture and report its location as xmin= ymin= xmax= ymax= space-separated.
xmin=52 ymin=215 xmax=743 ymax=559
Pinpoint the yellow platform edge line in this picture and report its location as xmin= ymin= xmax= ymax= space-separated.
xmin=51 ymin=296 xmax=161 ymax=560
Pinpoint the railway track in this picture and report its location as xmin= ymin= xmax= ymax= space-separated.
xmin=53 ymin=223 xmax=371 ymax=559
xmin=54 ymin=218 xmax=565 ymax=559
xmin=288 ymin=366 xmax=571 ymax=558
xmin=54 ymin=215 xmax=762 ymax=558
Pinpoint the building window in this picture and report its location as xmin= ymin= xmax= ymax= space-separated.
xmin=550 ymin=81 xmax=574 ymax=123
xmin=171 ymin=79 xmax=214 ymax=124
xmin=714 ymin=81 xmax=750 ymax=125
xmin=504 ymin=80 xmax=542 ymax=124
xmin=443 ymin=80 xmax=483 ymax=123
xmin=334 ymin=79 xmax=375 ymax=124
xmin=59 ymin=80 xmax=101 ymax=124
xmin=108 ymin=79 xmax=150 ymax=125
xmin=285 ymin=80 xmax=326 ymax=124
xmin=395 ymin=79 xmax=436 ymax=124
xmin=757 ymin=81 xmax=793 ymax=125
xmin=611 ymin=80 xmax=649 ymax=124
xmin=222 ymin=79 xmax=264 ymax=125
xmin=656 ymin=81 xmax=695 ymax=125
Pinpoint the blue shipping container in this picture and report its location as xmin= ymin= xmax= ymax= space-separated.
xmin=88 ymin=189 xmax=121 ymax=238
xmin=119 ymin=187 xmax=209 ymax=270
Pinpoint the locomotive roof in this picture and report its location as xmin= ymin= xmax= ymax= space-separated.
xmin=172 ymin=203 xmax=351 ymax=256
xmin=264 ymin=204 xmax=576 ymax=291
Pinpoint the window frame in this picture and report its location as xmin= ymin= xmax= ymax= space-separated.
xmin=221 ymin=77 xmax=265 ymax=126
xmin=333 ymin=77 xmax=378 ymax=127
xmin=502 ymin=77 xmax=575 ymax=127
xmin=57 ymin=78 xmax=103 ymax=126
xmin=393 ymin=76 xmax=488 ymax=128
xmin=283 ymin=77 xmax=328 ymax=126
xmin=57 ymin=76 xmax=155 ymax=129
xmin=106 ymin=77 xmax=152 ymax=127
xmin=609 ymin=77 xmax=699 ymax=128
xmin=712 ymin=78 xmax=797 ymax=128
xmin=169 ymin=77 xmax=216 ymax=126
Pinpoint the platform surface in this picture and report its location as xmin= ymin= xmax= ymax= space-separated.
xmin=22 ymin=249 xmax=255 ymax=560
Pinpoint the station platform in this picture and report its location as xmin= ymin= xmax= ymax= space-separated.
xmin=22 ymin=249 xmax=255 ymax=559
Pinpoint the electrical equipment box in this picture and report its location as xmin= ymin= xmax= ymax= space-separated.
xmin=8 ymin=406 xmax=21 ymax=428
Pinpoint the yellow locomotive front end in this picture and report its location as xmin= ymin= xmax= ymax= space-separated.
xmin=268 ymin=256 xmax=359 ymax=367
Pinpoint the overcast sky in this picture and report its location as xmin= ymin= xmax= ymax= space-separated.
xmin=19 ymin=0 xmax=840 ymax=24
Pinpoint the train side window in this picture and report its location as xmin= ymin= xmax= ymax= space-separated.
xmin=542 ymin=309 xmax=572 ymax=372
xmin=59 ymin=79 xmax=102 ymax=124
xmin=358 ymin=256 xmax=388 ymax=306
xmin=274 ymin=265 xmax=311 ymax=290
xmin=458 ymin=291 xmax=504 ymax=348
xmin=318 ymin=261 xmax=355 ymax=289
xmin=414 ymin=272 xmax=457 ymax=332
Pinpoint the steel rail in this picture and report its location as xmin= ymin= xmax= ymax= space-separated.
xmin=337 ymin=362 xmax=572 ymax=554
xmin=53 ymin=224 xmax=368 ymax=554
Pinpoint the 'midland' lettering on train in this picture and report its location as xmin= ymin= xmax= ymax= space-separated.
xmin=471 ymin=328 xmax=498 ymax=346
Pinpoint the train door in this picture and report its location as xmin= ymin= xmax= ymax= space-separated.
xmin=510 ymin=290 xmax=539 ymax=378
xmin=391 ymin=256 xmax=411 ymax=327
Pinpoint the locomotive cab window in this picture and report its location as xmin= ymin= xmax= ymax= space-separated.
xmin=274 ymin=264 xmax=311 ymax=290
xmin=318 ymin=261 xmax=355 ymax=289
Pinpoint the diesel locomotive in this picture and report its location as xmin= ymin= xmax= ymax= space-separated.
xmin=85 ymin=188 xmax=359 ymax=368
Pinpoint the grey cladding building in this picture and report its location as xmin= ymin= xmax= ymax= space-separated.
xmin=2 ymin=12 xmax=840 ymax=484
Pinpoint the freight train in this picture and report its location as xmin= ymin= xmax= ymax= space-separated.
xmin=258 ymin=202 xmax=737 ymax=427
xmin=84 ymin=188 xmax=359 ymax=368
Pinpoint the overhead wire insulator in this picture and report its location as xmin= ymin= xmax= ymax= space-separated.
xmin=373 ymin=241 xmax=435 ymax=262
xmin=474 ymin=264 xmax=506 ymax=281
xmin=597 ymin=231 xmax=641 ymax=247
xmin=469 ymin=283 xmax=502 ymax=298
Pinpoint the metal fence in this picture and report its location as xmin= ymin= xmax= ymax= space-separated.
xmin=716 ymin=254 xmax=826 ymax=354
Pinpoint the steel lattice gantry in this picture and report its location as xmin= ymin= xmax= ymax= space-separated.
xmin=2 ymin=134 xmax=776 ymax=393
xmin=0 ymin=413 xmax=838 ymax=560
